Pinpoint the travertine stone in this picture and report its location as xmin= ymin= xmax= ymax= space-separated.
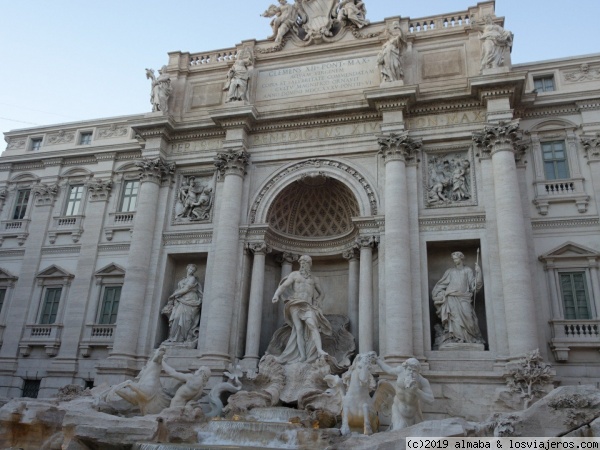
xmin=145 ymin=66 xmax=172 ymax=114
xmin=356 ymin=235 xmax=378 ymax=353
xmin=343 ymin=248 xmax=360 ymax=339
xmin=473 ymin=17 xmax=513 ymax=73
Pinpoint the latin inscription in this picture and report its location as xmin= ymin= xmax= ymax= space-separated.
xmin=406 ymin=110 xmax=486 ymax=129
xmin=170 ymin=139 xmax=224 ymax=154
xmin=257 ymin=57 xmax=378 ymax=101
xmin=251 ymin=122 xmax=381 ymax=146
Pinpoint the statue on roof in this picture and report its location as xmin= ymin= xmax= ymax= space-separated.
xmin=473 ymin=16 xmax=513 ymax=72
xmin=336 ymin=0 xmax=369 ymax=29
xmin=377 ymin=21 xmax=406 ymax=83
xmin=262 ymin=0 xmax=306 ymax=45
xmin=145 ymin=66 xmax=172 ymax=114
xmin=223 ymin=48 xmax=254 ymax=103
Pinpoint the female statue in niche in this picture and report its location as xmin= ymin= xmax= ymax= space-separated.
xmin=162 ymin=264 xmax=203 ymax=344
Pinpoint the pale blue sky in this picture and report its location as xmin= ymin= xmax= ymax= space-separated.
xmin=1 ymin=0 xmax=599 ymax=137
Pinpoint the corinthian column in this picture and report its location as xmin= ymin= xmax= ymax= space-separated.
xmin=111 ymin=158 xmax=174 ymax=360
xmin=201 ymin=149 xmax=249 ymax=363
xmin=356 ymin=235 xmax=378 ymax=353
xmin=342 ymin=247 xmax=360 ymax=339
xmin=243 ymin=241 xmax=271 ymax=367
xmin=378 ymin=132 xmax=422 ymax=362
xmin=473 ymin=121 xmax=537 ymax=356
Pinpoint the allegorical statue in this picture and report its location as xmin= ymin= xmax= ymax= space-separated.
xmin=271 ymin=255 xmax=333 ymax=364
xmin=473 ymin=16 xmax=513 ymax=72
xmin=376 ymin=357 xmax=434 ymax=430
xmin=336 ymin=0 xmax=369 ymax=29
xmin=262 ymin=0 xmax=304 ymax=45
xmin=162 ymin=359 xmax=211 ymax=408
xmin=224 ymin=49 xmax=253 ymax=103
xmin=377 ymin=21 xmax=406 ymax=83
xmin=177 ymin=177 xmax=214 ymax=221
xmin=162 ymin=264 xmax=203 ymax=344
xmin=432 ymin=251 xmax=484 ymax=347
xmin=145 ymin=65 xmax=172 ymax=114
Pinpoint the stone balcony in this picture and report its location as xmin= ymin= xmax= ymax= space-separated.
xmin=532 ymin=178 xmax=589 ymax=215
xmin=79 ymin=324 xmax=115 ymax=357
xmin=0 ymin=219 xmax=30 ymax=246
xmin=48 ymin=215 xmax=84 ymax=244
xmin=549 ymin=319 xmax=600 ymax=361
xmin=19 ymin=324 xmax=63 ymax=357
xmin=104 ymin=212 xmax=135 ymax=241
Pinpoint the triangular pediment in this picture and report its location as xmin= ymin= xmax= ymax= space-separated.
xmin=94 ymin=263 xmax=125 ymax=278
xmin=36 ymin=264 xmax=74 ymax=280
xmin=539 ymin=241 xmax=600 ymax=261
xmin=0 ymin=268 xmax=18 ymax=282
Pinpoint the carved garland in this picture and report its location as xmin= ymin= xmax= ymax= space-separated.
xmin=249 ymin=159 xmax=378 ymax=224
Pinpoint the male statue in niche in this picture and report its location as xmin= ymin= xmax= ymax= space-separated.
xmin=432 ymin=251 xmax=485 ymax=348
xmin=271 ymin=255 xmax=333 ymax=364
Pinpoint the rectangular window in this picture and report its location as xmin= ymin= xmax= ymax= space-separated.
xmin=22 ymin=380 xmax=41 ymax=398
xmin=534 ymin=76 xmax=555 ymax=93
xmin=0 ymin=288 xmax=5 ymax=314
xmin=542 ymin=141 xmax=569 ymax=180
xmin=39 ymin=287 xmax=62 ymax=324
xmin=560 ymin=272 xmax=591 ymax=320
xmin=99 ymin=286 xmax=121 ymax=324
xmin=120 ymin=180 xmax=139 ymax=212
xmin=30 ymin=138 xmax=42 ymax=151
xmin=79 ymin=132 xmax=92 ymax=145
xmin=12 ymin=189 xmax=30 ymax=220
xmin=65 ymin=185 xmax=84 ymax=216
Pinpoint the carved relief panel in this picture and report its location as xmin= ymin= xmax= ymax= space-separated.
xmin=173 ymin=173 xmax=216 ymax=224
xmin=423 ymin=148 xmax=477 ymax=208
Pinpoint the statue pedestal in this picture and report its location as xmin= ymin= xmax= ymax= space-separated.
xmin=481 ymin=66 xmax=510 ymax=76
xmin=439 ymin=342 xmax=485 ymax=351
xmin=380 ymin=79 xmax=405 ymax=88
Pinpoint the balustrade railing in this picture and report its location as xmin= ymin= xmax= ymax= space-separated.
xmin=409 ymin=13 xmax=471 ymax=34
xmin=551 ymin=319 xmax=600 ymax=340
xmin=23 ymin=323 xmax=63 ymax=341
xmin=189 ymin=49 xmax=238 ymax=67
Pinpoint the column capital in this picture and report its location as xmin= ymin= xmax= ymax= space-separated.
xmin=472 ymin=120 xmax=528 ymax=160
xmin=247 ymin=241 xmax=271 ymax=255
xmin=342 ymin=247 xmax=360 ymax=261
xmin=87 ymin=178 xmax=113 ymax=202
xmin=135 ymin=157 xmax=175 ymax=184
xmin=277 ymin=252 xmax=298 ymax=265
xmin=356 ymin=235 xmax=379 ymax=249
xmin=214 ymin=148 xmax=250 ymax=177
xmin=377 ymin=132 xmax=422 ymax=163
xmin=32 ymin=183 xmax=59 ymax=206
xmin=580 ymin=133 xmax=600 ymax=162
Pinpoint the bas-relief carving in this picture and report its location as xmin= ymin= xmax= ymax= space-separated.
xmin=47 ymin=130 xmax=75 ymax=145
xmin=256 ymin=56 xmax=378 ymax=101
xmin=161 ymin=264 xmax=203 ymax=346
xmin=223 ymin=48 xmax=254 ymax=103
xmin=564 ymin=63 xmax=600 ymax=82
xmin=7 ymin=139 xmax=26 ymax=150
xmin=97 ymin=124 xmax=129 ymax=139
xmin=425 ymin=150 xmax=475 ymax=207
xmin=473 ymin=16 xmax=513 ymax=72
xmin=174 ymin=175 xmax=215 ymax=222
xmin=432 ymin=251 xmax=485 ymax=349
xmin=251 ymin=121 xmax=380 ymax=146
xmin=145 ymin=66 xmax=172 ymax=114
xmin=377 ymin=21 xmax=406 ymax=83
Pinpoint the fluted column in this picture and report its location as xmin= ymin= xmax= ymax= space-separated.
xmin=243 ymin=241 xmax=271 ymax=367
xmin=356 ymin=235 xmax=378 ymax=352
xmin=343 ymin=248 xmax=360 ymax=339
xmin=111 ymin=158 xmax=174 ymax=359
xmin=581 ymin=133 xmax=600 ymax=214
xmin=378 ymin=132 xmax=422 ymax=363
xmin=201 ymin=149 xmax=249 ymax=363
xmin=473 ymin=122 xmax=537 ymax=356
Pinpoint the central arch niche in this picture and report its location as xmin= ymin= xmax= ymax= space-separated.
xmin=265 ymin=175 xmax=360 ymax=254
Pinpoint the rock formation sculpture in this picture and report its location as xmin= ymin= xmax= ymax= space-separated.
xmin=505 ymin=349 xmax=553 ymax=409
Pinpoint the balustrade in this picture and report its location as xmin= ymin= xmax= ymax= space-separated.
xmin=409 ymin=13 xmax=471 ymax=34
xmin=189 ymin=49 xmax=237 ymax=67
xmin=550 ymin=319 xmax=600 ymax=361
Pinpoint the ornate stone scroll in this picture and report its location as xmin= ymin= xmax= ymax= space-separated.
xmin=472 ymin=120 xmax=527 ymax=160
xmin=580 ymin=132 xmax=600 ymax=161
xmin=32 ymin=183 xmax=59 ymax=206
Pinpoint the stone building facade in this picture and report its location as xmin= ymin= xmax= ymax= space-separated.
xmin=0 ymin=1 xmax=599 ymax=419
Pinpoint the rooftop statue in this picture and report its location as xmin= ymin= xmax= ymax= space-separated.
xmin=224 ymin=49 xmax=253 ymax=103
xmin=432 ymin=251 xmax=485 ymax=347
xmin=377 ymin=21 xmax=406 ymax=83
xmin=145 ymin=66 xmax=172 ymax=114
xmin=262 ymin=0 xmax=305 ymax=45
xmin=271 ymin=255 xmax=333 ymax=364
xmin=336 ymin=0 xmax=369 ymax=29
xmin=473 ymin=16 xmax=513 ymax=72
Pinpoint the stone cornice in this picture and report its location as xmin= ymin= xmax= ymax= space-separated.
xmin=515 ymin=105 xmax=580 ymax=119
xmin=251 ymin=113 xmax=381 ymax=133
xmin=531 ymin=217 xmax=600 ymax=230
xmin=419 ymin=214 xmax=486 ymax=231
xmin=408 ymin=100 xmax=482 ymax=116
xmin=364 ymin=85 xmax=419 ymax=113
xmin=162 ymin=231 xmax=213 ymax=246
xmin=208 ymin=105 xmax=258 ymax=132
xmin=131 ymin=119 xmax=176 ymax=142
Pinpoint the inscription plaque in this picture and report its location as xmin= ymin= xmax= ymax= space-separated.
xmin=256 ymin=56 xmax=378 ymax=101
